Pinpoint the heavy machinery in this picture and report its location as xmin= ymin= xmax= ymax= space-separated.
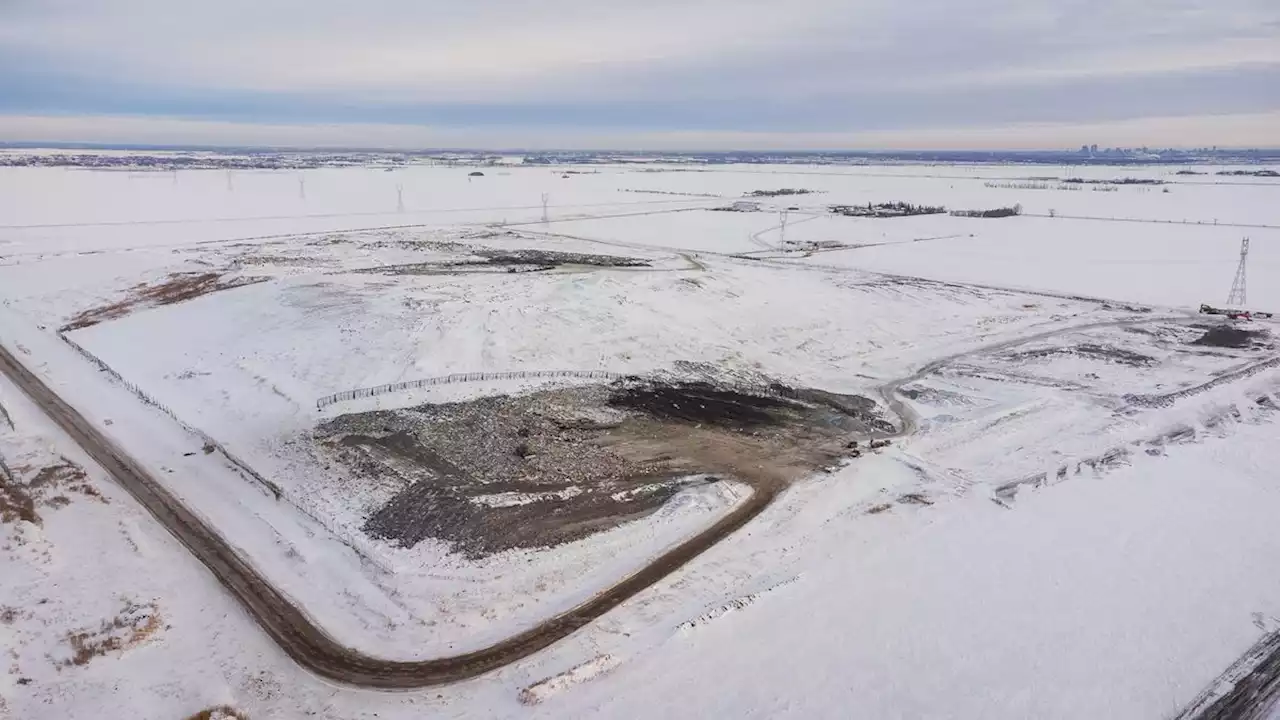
xmin=1200 ymin=238 xmax=1273 ymax=320
xmin=1200 ymin=304 xmax=1274 ymax=321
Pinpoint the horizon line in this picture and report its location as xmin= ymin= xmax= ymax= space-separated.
xmin=4 ymin=141 xmax=1279 ymax=155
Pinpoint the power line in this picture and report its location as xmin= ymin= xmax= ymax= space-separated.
xmin=1226 ymin=237 xmax=1250 ymax=306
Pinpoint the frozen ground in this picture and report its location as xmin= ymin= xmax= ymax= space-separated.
xmin=1 ymin=155 xmax=1278 ymax=718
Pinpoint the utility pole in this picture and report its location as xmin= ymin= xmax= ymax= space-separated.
xmin=1226 ymin=237 xmax=1250 ymax=306
xmin=779 ymin=208 xmax=789 ymax=247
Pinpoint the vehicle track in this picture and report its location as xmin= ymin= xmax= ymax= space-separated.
xmin=515 ymin=225 xmax=1171 ymax=311
xmin=1176 ymin=626 xmax=1280 ymax=720
xmin=0 ymin=313 xmax=1188 ymax=688
xmin=874 ymin=315 xmax=1190 ymax=437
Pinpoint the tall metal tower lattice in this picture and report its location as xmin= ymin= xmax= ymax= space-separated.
xmin=1226 ymin=237 xmax=1250 ymax=306
xmin=541 ymin=193 xmax=550 ymax=223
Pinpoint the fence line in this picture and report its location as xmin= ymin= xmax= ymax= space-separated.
xmin=1024 ymin=213 xmax=1280 ymax=230
xmin=57 ymin=332 xmax=392 ymax=572
xmin=317 ymin=369 xmax=630 ymax=410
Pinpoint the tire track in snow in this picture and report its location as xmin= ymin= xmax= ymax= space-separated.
xmin=676 ymin=576 xmax=801 ymax=632
xmin=1176 ymin=626 xmax=1280 ymax=720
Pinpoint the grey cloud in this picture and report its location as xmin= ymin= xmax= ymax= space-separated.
xmin=0 ymin=0 xmax=1276 ymax=142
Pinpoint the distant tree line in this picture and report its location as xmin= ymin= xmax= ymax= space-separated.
xmin=950 ymin=204 xmax=1023 ymax=218
xmin=1062 ymin=177 xmax=1164 ymax=185
xmin=829 ymin=201 xmax=947 ymax=218
xmin=747 ymin=188 xmax=814 ymax=197
xmin=1217 ymin=169 xmax=1279 ymax=177
xmin=985 ymin=181 xmax=1050 ymax=190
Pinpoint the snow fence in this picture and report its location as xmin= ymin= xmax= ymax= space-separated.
xmin=315 ymin=370 xmax=629 ymax=410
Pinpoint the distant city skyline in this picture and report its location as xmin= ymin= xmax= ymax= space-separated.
xmin=2 ymin=0 xmax=1277 ymax=149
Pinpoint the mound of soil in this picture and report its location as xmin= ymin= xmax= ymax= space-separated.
xmin=361 ymin=249 xmax=650 ymax=276
xmin=1192 ymin=326 xmax=1267 ymax=349
xmin=474 ymin=249 xmax=649 ymax=268
xmin=607 ymin=381 xmax=800 ymax=428
xmin=318 ymin=377 xmax=890 ymax=557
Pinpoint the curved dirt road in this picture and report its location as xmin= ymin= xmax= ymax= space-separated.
xmin=0 ymin=314 xmax=1177 ymax=688
xmin=0 ymin=340 xmax=790 ymax=687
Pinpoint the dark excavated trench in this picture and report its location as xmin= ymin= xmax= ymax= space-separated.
xmin=356 ymin=248 xmax=651 ymax=276
xmin=317 ymin=379 xmax=890 ymax=559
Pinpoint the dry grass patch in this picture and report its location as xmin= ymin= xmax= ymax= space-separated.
xmin=62 ymin=272 xmax=266 ymax=331
xmin=28 ymin=459 xmax=104 ymax=503
xmin=1 ymin=458 xmax=104 ymax=526
xmin=63 ymin=599 xmax=162 ymax=667
xmin=0 ymin=477 xmax=37 ymax=525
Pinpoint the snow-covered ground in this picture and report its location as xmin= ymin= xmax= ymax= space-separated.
xmin=1 ymin=156 xmax=1278 ymax=718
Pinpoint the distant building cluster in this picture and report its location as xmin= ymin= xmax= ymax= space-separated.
xmin=1074 ymin=144 xmax=1240 ymax=161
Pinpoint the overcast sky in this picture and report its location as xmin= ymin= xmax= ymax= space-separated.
xmin=1 ymin=0 xmax=1278 ymax=149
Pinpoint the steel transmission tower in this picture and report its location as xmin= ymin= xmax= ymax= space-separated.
xmin=1226 ymin=237 xmax=1250 ymax=306
xmin=541 ymin=193 xmax=550 ymax=223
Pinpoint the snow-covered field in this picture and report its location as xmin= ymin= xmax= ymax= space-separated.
xmin=1 ymin=155 xmax=1278 ymax=719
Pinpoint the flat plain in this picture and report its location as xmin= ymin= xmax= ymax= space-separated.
xmin=1 ymin=153 xmax=1278 ymax=719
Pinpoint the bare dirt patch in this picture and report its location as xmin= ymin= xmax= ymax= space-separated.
xmin=62 ymin=272 xmax=266 ymax=331
xmin=608 ymin=382 xmax=802 ymax=427
xmin=318 ymin=378 xmax=885 ymax=558
xmin=476 ymin=248 xmax=649 ymax=268
xmin=1192 ymin=324 xmax=1269 ymax=349
xmin=357 ymin=248 xmax=650 ymax=276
